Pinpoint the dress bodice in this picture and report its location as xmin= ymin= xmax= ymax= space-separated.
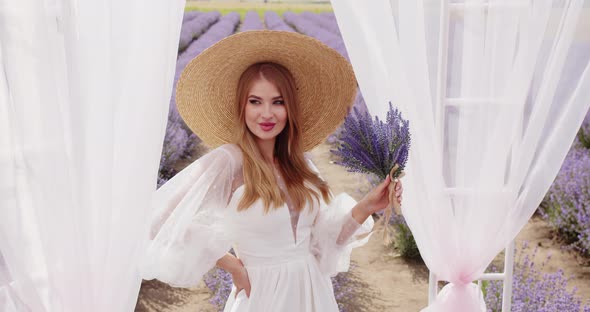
xmin=226 ymin=158 xmax=309 ymax=244
xmin=225 ymin=182 xmax=319 ymax=267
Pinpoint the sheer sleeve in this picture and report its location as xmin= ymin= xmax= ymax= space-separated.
xmin=138 ymin=143 xmax=243 ymax=287
xmin=305 ymin=154 xmax=374 ymax=277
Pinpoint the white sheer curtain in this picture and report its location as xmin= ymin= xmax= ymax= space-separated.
xmin=331 ymin=0 xmax=590 ymax=310
xmin=0 ymin=0 xmax=184 ymax=311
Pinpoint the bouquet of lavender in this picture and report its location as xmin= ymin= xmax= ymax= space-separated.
xmin=332 ymin=102 xmax=411 ymax=243
xmin=332 ymin=102 xmax=410 ymax=180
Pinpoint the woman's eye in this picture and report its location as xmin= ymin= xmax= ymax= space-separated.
xmin=274 ymin=100 xmax=285 ymax=105
xmin=249 ymin=99 xmax=260 ymax=104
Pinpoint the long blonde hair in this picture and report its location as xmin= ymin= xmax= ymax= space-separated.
xmin=233 ymin=62 xmax=332 ymax=213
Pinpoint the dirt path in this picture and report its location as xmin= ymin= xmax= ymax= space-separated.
xmin=168 ymin=283 xmax=217 ymax=312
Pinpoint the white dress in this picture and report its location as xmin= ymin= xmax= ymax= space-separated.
xmin=139 ymin=143 xmax=374 ymax=312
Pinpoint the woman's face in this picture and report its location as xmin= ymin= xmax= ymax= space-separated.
xmin=244 ymin=77 xmax=288 ymax=143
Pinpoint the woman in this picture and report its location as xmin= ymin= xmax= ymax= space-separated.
xmin=139 ymin=30 xmax=403 ymax=312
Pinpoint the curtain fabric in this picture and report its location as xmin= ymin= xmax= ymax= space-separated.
xmin=0 ymin=0 xmax=185 ymax=310
xmin=330 ymin=0 xmax=590 ymax=310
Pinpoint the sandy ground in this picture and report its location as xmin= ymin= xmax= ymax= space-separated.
xmin=136 ymin=141 xmax=590 ymax=311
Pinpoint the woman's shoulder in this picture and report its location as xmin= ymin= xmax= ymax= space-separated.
xmin=201 ymin=144 xmax=243 ymax=184
xmin=212 ymin=143 xmax=244 ymax=166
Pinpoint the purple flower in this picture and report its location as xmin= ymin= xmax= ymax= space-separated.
xmin=484 ymin=242 xmax=590 ymax=311
xmin=283 ymin=11 xmax=349 ymax=61
xmin=541 ymin=145 xmax=590 ymax=256
xmin=178 ymin=11 xmax=221 ymax=52
xmin=264 ymin=11 xmax=295 ymax=32
xmin=204 ymin=268 xmax=233 ymax=310
xmin=300 ymin=12 xmax=342 ymax=37
xmin=182 ymin=11 xmax=200 ymax=25
xmin=332 ymin=102 xmax=411 ymax=180
xmin=239 ymin=11 xmax=265 ymax=32
xmin=178 ymin=12 xmax=240 ymax=64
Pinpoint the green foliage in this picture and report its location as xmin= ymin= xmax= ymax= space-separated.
xmin=392 ymin=221 xmax=422 ymax=261
xmin=579 ymin=126 xmax=590 ymax=149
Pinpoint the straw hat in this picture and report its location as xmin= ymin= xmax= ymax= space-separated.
xmin=176 ymin=30 xmax=357 ymax=152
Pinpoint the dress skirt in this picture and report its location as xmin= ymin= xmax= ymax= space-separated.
xmin=223 ymin=253 xmax=338 ymax=312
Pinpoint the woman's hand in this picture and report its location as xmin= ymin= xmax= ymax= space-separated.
xmin=216 ymin=254 xmax=251 ymax=298
xmin=230 ymin=259 xmax=251 ymax=298
xmin=395 ymin=179 xmax=403 ymax=204
xmin=359 ymin=176 xmax=404 ymax=215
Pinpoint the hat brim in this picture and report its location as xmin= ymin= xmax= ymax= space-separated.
xmin=176 ymin=30 xmax=357 ymax=152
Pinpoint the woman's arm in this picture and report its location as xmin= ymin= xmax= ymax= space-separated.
xmin=215 ymin=253 xmax=252 ymax=298
xmin=351 ymin=201 xmax=372 ymax=225
xmin=336 ymin=178 xmax=403 ymax=244
xmin=215 ymin=253 xmax=242 ymax=273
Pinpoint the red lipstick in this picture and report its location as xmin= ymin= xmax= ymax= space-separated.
xmin=260 ymin=122 xmax=276 ymax=131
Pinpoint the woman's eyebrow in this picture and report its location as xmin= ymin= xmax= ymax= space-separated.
xmin=248 ymin=95 xmax=283 ymax=100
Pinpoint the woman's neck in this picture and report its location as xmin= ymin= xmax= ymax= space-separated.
xmin=255 ymin=138 xmax=276 ymax=164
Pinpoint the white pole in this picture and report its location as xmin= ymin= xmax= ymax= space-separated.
xmin=501 ymin=240 xmax=515 ymax=312
xmin=428 ymin=271 xmax=438 ymax=304
xmin=436 ymin=0 xmax=450 ymax=156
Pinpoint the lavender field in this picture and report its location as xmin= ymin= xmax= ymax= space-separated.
xmin=139 ymin=8 xmax=590 ymax=312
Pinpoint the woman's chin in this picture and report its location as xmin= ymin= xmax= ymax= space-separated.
xmin=255 ymin=134 xmax=278 ymax=141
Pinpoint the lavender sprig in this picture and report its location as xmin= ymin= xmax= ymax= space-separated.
xmin=331 ymin=102 xmax=411 ymax=181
